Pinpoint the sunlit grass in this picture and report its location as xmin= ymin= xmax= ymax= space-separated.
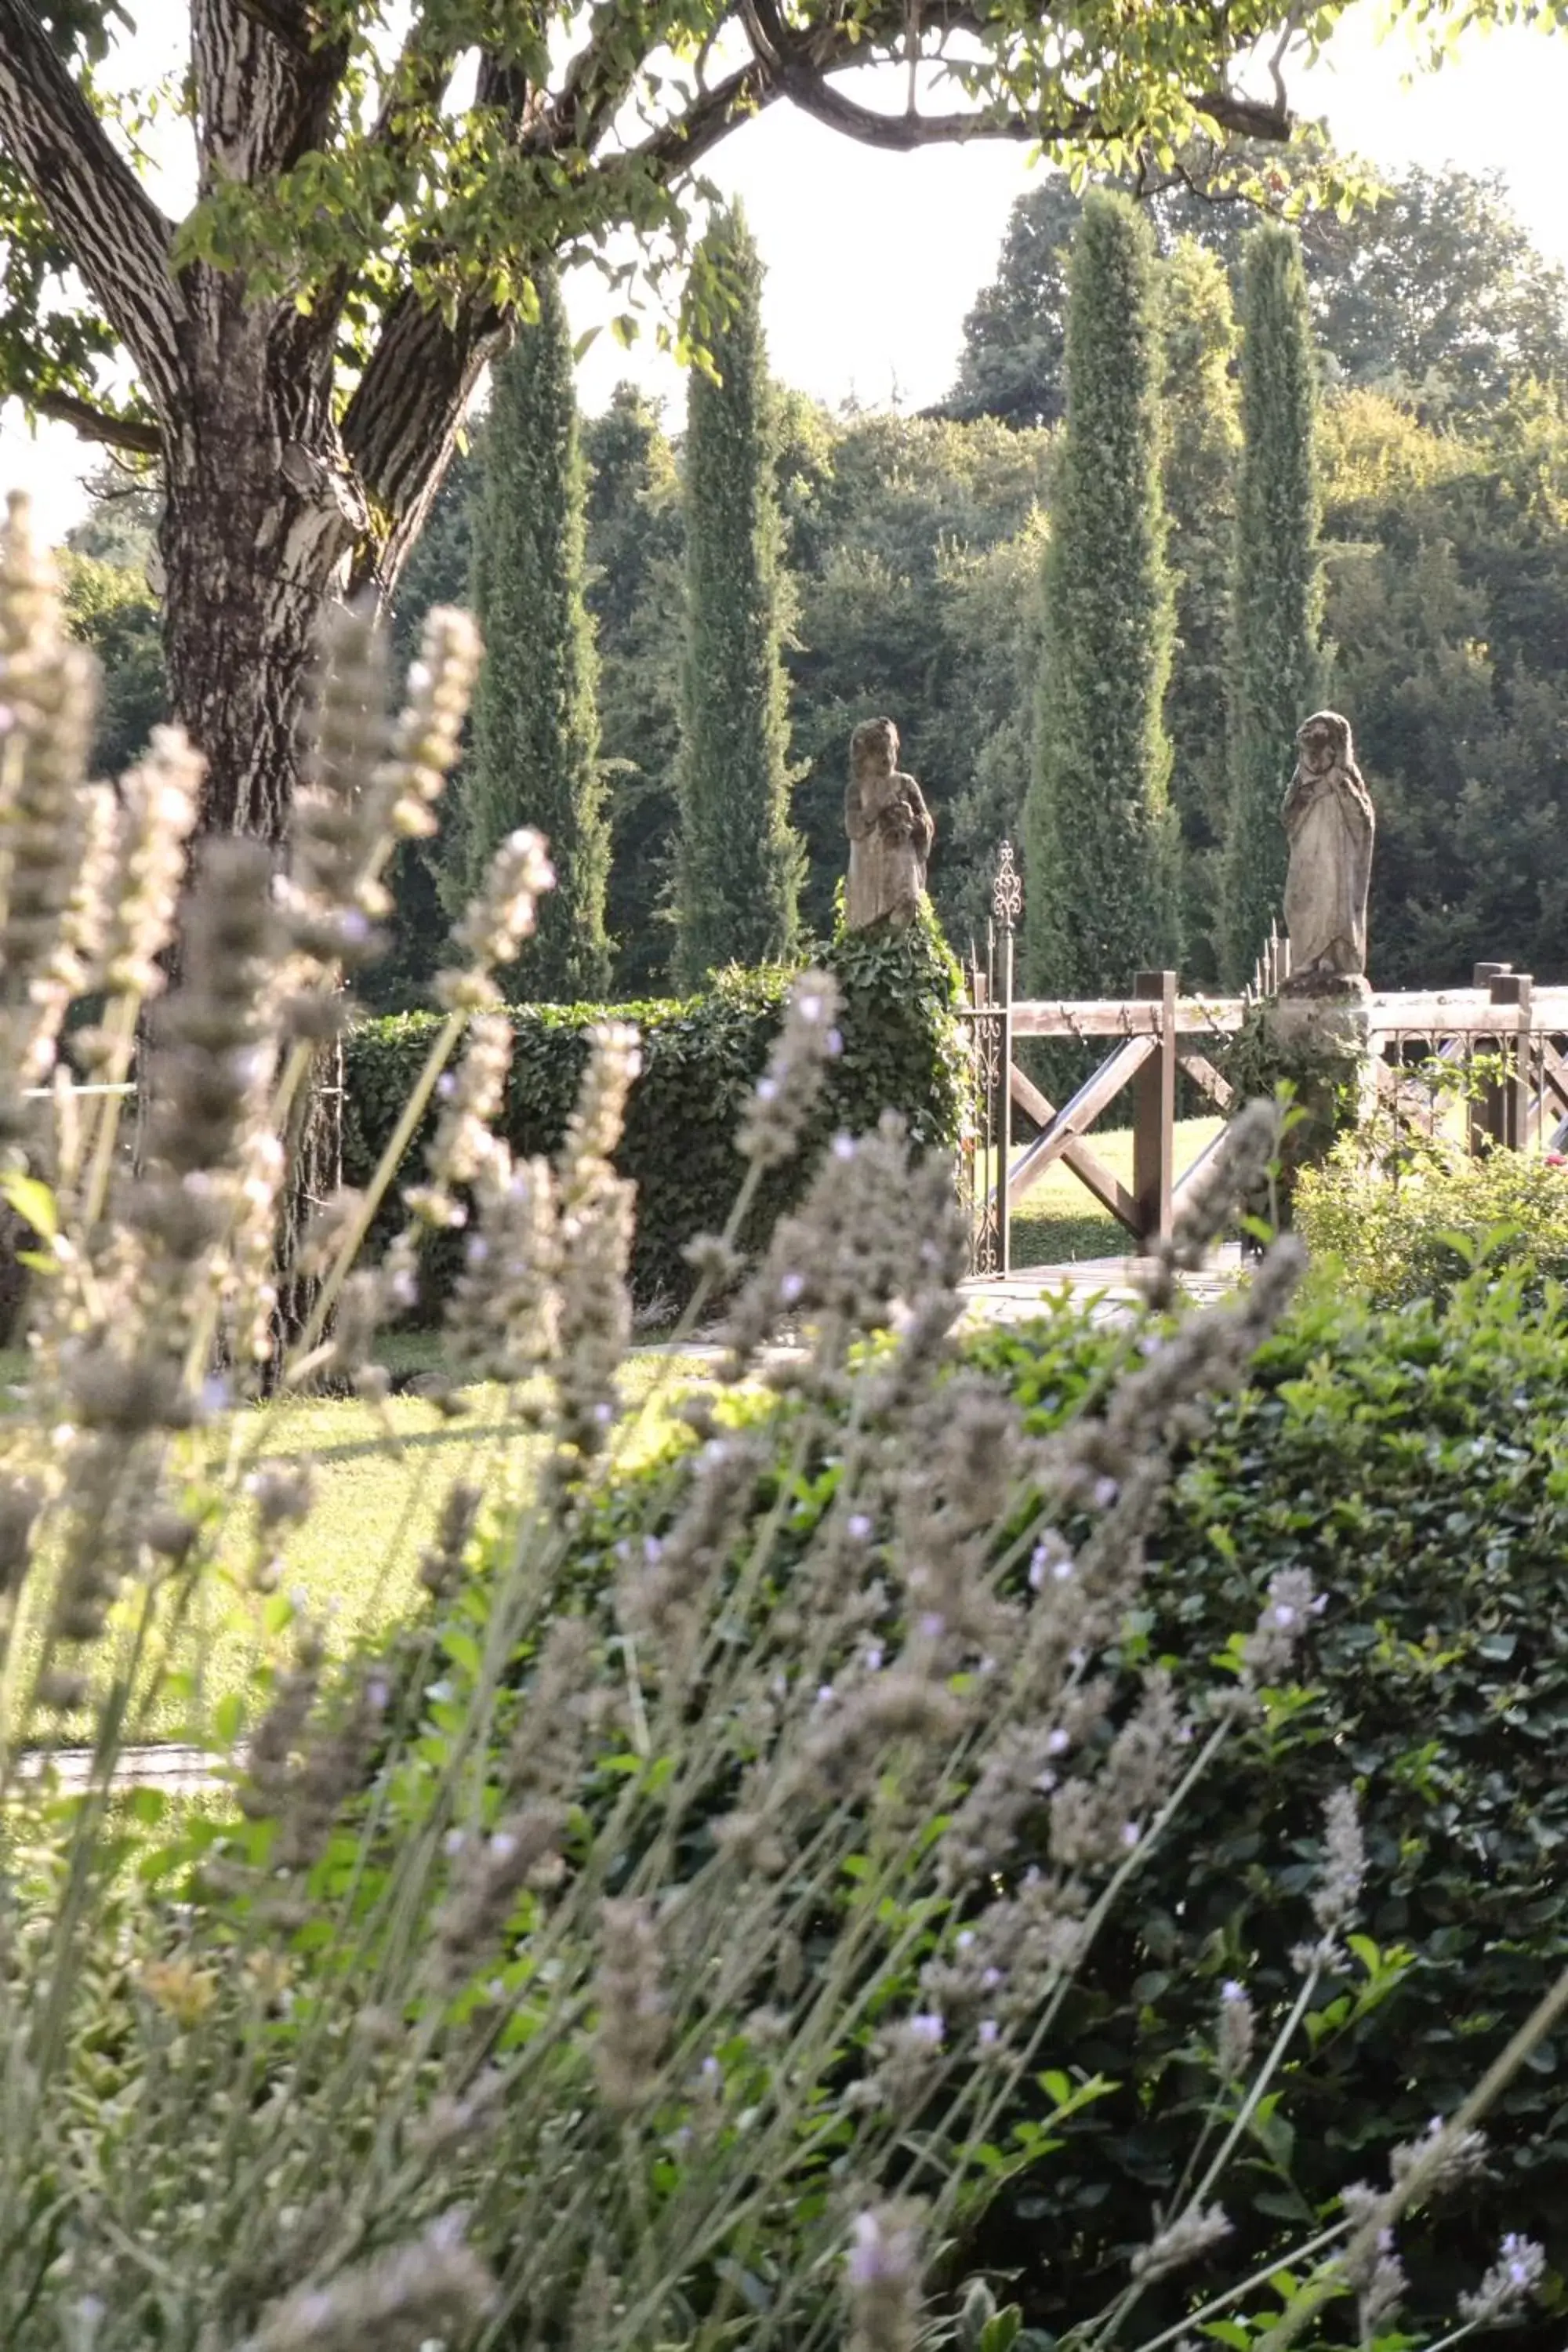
xmin=977 ymin=1116 xmax=1225 ymax=1270
xmin=34 ymin=1352 xmax=713 ymax=1749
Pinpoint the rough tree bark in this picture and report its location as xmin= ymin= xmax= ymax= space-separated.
xmin=0 ymin=0 xmax=521 ymax=1297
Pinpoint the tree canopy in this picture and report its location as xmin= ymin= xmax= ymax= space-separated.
xmin=32 ymin=33 xmax=1568 ymax=1007
xmin=949 ymin=152 xmax=1568 ymax=430
xmin=2 ymin=0 xmax=1323 ymax=480
xmin=461 ymin=264 xmax=610 ymax=1000
xmin=1218 ymin=222 xmax=1323 ymax=984
xmin=673 ymin=204 xmax=800 ymax=984
xmin=0 ymin=0 xmax=1354 ymax=877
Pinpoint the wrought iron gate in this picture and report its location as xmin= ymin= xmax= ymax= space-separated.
xmin=956 ymin=844 xmax=1018 ymax=1278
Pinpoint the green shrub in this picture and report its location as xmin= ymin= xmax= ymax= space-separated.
xmin=964 ymin=1271 xmax=1568 ymax=2334
xmin=1296 ymin=1141 xmax=1568 ymax=1305
xmin=574 ymin=1270 xmax=1568 ymax=2339
xmin=344 ymin=906 xmax=967 ymax=1311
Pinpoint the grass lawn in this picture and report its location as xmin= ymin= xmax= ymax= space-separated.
xmin=22 ymin=1120 xmax=1221 ymax=1749
xmin=34 ymin=1351 xmax=712 ymax=1749
xmin=1004 ymin=1116 xmax=1224 ymax=1269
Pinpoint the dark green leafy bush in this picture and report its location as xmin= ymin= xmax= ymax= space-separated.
xmin=1296 ymin=1141 xmax=1568 ymax=1305
xmin=344 ymin=908 xmax=966 ymax=1309
xmin=961 ymin=1272 xmax=1568 ymax=2336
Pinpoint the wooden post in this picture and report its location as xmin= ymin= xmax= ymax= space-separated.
xmin=1490 ymin=971 xmax=1533 ymax=1151
xmin=1471 ymin=962 xmax=1511 ymax=1156
xmin=1132 ymin=969 xmax=1177 ymax=1245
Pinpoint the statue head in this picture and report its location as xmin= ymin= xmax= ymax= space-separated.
xmin=851 ymin=716 xmax=898 ymax=782
xmin=1296 ymin=710 xmax=1354 ymax=776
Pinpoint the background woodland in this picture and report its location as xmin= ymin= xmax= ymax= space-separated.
xmin=61 ymin=148 xmax=1568 ymax=1005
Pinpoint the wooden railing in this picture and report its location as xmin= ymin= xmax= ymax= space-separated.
xmin=1370 ymin=964 xmax=1568 ymax=1157
xmin=1002 ymin=971 xmax=1239 ymax=1247
xmin=958 ymin=949 xmax=1568 ymax=1279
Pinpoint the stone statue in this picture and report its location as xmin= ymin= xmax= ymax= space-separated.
xmin=1281 ymin=710 xmax=1374 ymax=991
xmin=844 ymin=717 xmax=935 ymax=931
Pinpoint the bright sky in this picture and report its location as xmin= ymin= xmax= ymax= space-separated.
xmin=6 ymin=0 xmax=1568 ymax=543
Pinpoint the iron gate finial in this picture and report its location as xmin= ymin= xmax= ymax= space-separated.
xmin=993 ymin=840 xmax=1022 ymax=934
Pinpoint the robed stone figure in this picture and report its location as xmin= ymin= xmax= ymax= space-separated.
xmin=844 ymin=716 xmax=934 ymax=931
xmin=1282 ymin=710 xmax=1374 ymax=986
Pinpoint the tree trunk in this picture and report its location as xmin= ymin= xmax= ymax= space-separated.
xmin=150 ymin=264 xmax=502 ymax=1348
xmin=159 ymin=301 xmax=363 ymax=844
xmin=158 ymin=296 xmax=365 ymax=1339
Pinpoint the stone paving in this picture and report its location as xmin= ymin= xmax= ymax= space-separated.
xmin=958 ymin=1241 xmax=1244 ymax=1324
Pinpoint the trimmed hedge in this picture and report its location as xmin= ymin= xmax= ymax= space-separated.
xmin=344 ymin=909 xmax=966 ymax=1311
xmin=542 ymin=1271 xmax=1568 ymax=2339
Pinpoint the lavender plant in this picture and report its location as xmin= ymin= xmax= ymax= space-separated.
xmin=0 ymin=491 xmax=1555 ymax=2352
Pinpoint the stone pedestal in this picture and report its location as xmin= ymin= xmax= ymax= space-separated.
xmin=1272 ymin=975 xmax=1375 ymax=1100
xmin=1261 ymin=975 xmax=1377 ymax=1221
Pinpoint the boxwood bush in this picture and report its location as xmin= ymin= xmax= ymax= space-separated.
xmin=344 ymin=909 xmax=967 ymax=1311
xmin=1295 ymin=1141 xmax=1568 ymax=1307
xmin=548 ymin=1269 xmax=1568 ymax=2341
xmin=964 ymin=1270 xmax=1568 ymax=2339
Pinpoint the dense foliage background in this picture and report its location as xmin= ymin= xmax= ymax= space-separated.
xmin=62 ymin=153 xmax=1568 ymax=1000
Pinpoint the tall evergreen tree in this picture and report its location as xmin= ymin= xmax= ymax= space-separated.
xmin=1218 ymin=223 xmax=1323 ymax=985
xmin=1160 ymin=237 xmax=1241 ymax=979
xmin=1024 ymin=190 xmax=1177 ymax=996
xmin=464 ymin=266 xmax=610 ymax=1000
xmin=583 ymin=386 xmax=685 ymax=993
xmin=673 ymin=205 xmax=801 ymax=987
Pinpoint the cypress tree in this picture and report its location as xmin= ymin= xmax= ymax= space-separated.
xmin=1023 ymin=189 xmax=1177 ymax=997
xmin=583 ymin=385 xmax=684 ymax=995
xmin=463 ymin=264 xmax=610 ymax=1000
xmin=1160 ymin=237 xmax=1241 ymax=981
xmin=673 ymin=205 xmax=801 ymax=988
xmin=1218 ymin=223 xmax=1323 ymax=986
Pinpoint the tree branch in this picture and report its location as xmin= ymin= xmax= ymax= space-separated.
xmin=191 ymin=0 xmax=350 ymax=185
xmin=625 ymin=59 xmax=775 ymax=176
xmin=34 ymin=389 xmax=163 ymax=457
xmin=728 ymin=0 xmax=1290 ymax=156
xmin=771 ymin=56 xmax=1289 ymax=153
xmin=0 ymin=0 xmax=184 ymax=414
xmin=340 ymin=282 xmax=506 ymax=594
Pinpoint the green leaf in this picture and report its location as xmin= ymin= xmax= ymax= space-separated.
xmin=979 ymin=2308 xmax=1023 ymax=2352
xmin=1 ymin=1172 xmax=56 ymax=1240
